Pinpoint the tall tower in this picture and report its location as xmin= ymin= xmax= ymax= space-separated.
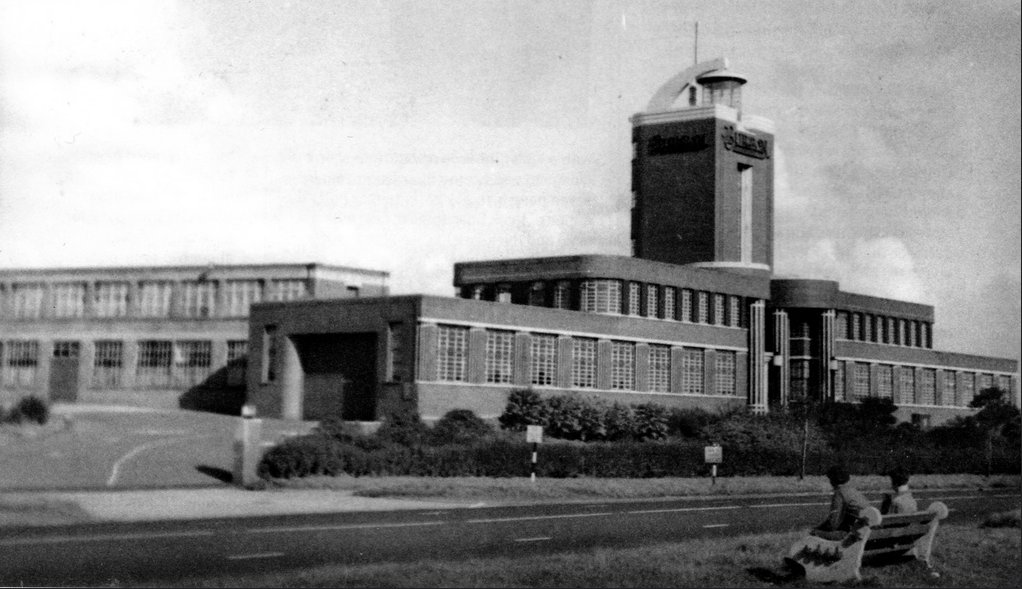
xmin=630 ymin=59 xmax=774 ymax=276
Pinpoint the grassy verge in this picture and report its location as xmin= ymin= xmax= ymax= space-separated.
xmin=269 ymin=473 xmax=1022 ymax=501
xmin=0 ymin=497 xmax=93 ymax=526
xmin=124 ymin=523 xmax=1020 ymax=588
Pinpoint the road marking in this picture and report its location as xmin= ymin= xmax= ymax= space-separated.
xmin=628 ymin=505 xmax=742 ymax=515
xmin=107 ymin=438 xmax=188 ymax=486
xmin=750 ymin=502 xmax=828 ymax=509
xmin=227 ymin=552 xmax=285 ymax=560
xmin=247 ymin=521 xmax=446 ymax=534
xmin=0 ymin=530 xmax=215 ymax=546
xmin=468 ymin=512 xmax=615 ymax=524
xmin=514 ymin=536 xmax=552 ymax=542
xmin=703 ymin=524 xmax=730 ymax=529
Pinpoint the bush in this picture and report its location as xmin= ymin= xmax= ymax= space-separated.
xmin=667 ymin=407 xmax=716 ymax=438
xmin=375 ymin=408 xmax=429 ymax=448
xmin=3 ymin=396 xmax=49 ymax=425
xmin=604 ymin=403 xmax=636 ymax=441
xmin=430 ymin=409 xmax=493 ymax=445
xmin=498 ymin=389 xmax=548 ymax=431
xmin=632 ymin=403 xmax=669 ymax=441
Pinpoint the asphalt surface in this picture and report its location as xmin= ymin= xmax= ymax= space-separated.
xmin=1 ymin=488 xmax=1017 ymax=587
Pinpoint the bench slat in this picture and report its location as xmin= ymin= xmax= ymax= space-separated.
xmin=867 ymin=523 xmax=932 ymax=539
xmin=876 ymin=513 xmax=936 ymax=526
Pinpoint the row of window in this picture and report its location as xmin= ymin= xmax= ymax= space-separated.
xmin=0 ymin=279 xmax=311 ymax=320
xmin=0 ymin=339 xmax=247 ymax=389
xmin=435 ymin=325 xmax=740 ymax=396
xmin=835 ymin=311 xmax=932 ymax=349
xmin=833 ymin=361 xmax=1011 ymax=407
xmin=466 ymin=280 xmax=746 ymax=327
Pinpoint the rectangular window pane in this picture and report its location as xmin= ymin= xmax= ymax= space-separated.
xmin=681 ymin=349 xmax=704 ymax=394
xmin=648 ymin=344 xmax=671 ymax=392
xmin=979 ymin=373 xmax=994 ymax=392
xmin=697 ymin=292 xmax=709 ymax=323
xmin=52 ymin=340 xmax=80 ymax=358
xmin=182 ymin=282 xmax=217 ymax=318
xmin=877 ymin=365 xmax=894 ymax=399
xmin=715 ymin=351 xmax=737 ymax=396
xmin=791 ymin=359 xmax=810 ymax=399
xmin=681 ymin=289 xmax=693 ymax=323
xmin=93 ymin=282 xmax=130 ymax=318
xmin=851 ymin=363 xmax=870 ymax=401
xmin=833 ymin=361 xmax=845 ymax=401
xmin=899 ymin=367 xmax=915 ymax=404
xmin=267 ymin=279 xmax=308 ymax=302
xmin=919 ymin=369 xmax=936 ymax=405
xmin=530 ymin=334 xmax=558 ymax=386
xmin=663 ymin=288 xmax=676 ymax=321
xmin=552 ymin=281 xmax=571 ymax=310
xmin=137 ymin=282 xmax=173 ymax=317
xmin=835 ymin=312 xmax=848 ymax=340
xmin=92 ymin=340 xmax=124 ymax=388
xmin=52 ymin=283 xmax=87 ymax=318
xmin=224 ymin=280 xmax=263 ymax=316
xmin=713 ymin=294 xmax=726 ymax=326
xmin=728 ymin=296 xmax=741 ymax=327
xmin=173 ymin=340 xmax=212 ymax=387
xmin=9 ymin=284 xmax=44 ymax=319
xmin=437 ymin=325 xmax=468 ymax=382
xmin=610 ymin=341 xmax=634 ymax=390
xmin=137 ymin=340 xmax=172 ymax=387
xmin=527 ymin=283 xmax=545 ymax=307
xmin=628 ymin=283 xmax=641 ymax=316
xmin=645 ymin=285 xmax=658 ymax=318
xmin=571 ymin=338 xmax=597 ymax=388
xmin=960 ymin=373 xmax=975 ymax=406
xmin=485 ymin=330 xmax=514 ymax=384
xmin=942 ymin=373 xmax=957 ymax=407
xmin=580 ymin=280 xmax=621 ymax=314
xmin=3 ymin=340 xmax=39 ymax=387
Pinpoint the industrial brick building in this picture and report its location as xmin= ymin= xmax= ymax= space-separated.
xmin=246 ymin=58 xmax=1017 ymax=426
xmin=0 ymin=263 xmax=388 ymax=409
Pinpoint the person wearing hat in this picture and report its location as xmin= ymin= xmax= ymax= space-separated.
xmin=881 ymin=468 xmax=918 ymax=515
xmin=812 ymin=465 xmax=871 ymax=539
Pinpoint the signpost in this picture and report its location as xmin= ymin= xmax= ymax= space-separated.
xmin=526 ymin=425 xmax=543 ymax=483
xmin=704 ymin=444 xmax=722 ymax=485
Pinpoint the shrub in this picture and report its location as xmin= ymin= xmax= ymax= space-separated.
xmin=981 ymin=509 xmax=1021 ymax=528
xmin=257 ymin=434 xmax=345 ymax=479
xmin=498 ymin=388 xmax=548 ymax=431
xmin=667 ymin=407 xmax=715 ymax=438
xmin=375 ymin=408 xmax=429 ymax=448
xmin=632 ymin=403 xmax=669 ymax=441
xmin=604 ymin=402 xmax=636 ymax=441
xmin=4 ymin=396 xmax=49 ymax=425
xmin=430 ymin=409 xmax=493 ymax=445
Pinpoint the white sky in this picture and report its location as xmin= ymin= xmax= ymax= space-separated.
xmin=0 ymin=0 xmax=1019 ymax=361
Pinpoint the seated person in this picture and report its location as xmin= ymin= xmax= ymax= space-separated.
xmin=881 ymin=468 xmax=918 ymax=515
xmin=812 ymin=465 xmax=871 ymax=540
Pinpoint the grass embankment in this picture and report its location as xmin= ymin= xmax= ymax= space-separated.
xmin=126 ymin=523 xmax=1021 ymax=588
xmin=269 ymin=473 xmax=1021 ymax=501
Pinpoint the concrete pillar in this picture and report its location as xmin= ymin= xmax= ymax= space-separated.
xmin=514 ymin=332 xmax=531 ymax=387
xmin=417 ymin=323 xmax=438 ymax=382
xmin=467 ymin=328 xmax=487 ymax=383
xmin=597 ymin=339 xmax=612 ymax=390
xmin=635 ymin=343 xmax=650 ymax=392
xmin=280 ymin=335 xmax=303 ymax=420
xmin=748 ymin=300 xmax=767 ymax=412
xmin=557 ymin=336 xmax=573 ymax=389
xmin=772 ymin=310 xmax=789 ymax=406
xmin=704 ymin=349 xmax=717 ymax=396
xmin=122 ymin=340 xmax=139 ymax=389
xmin=820 ymin=310 xmax=835 ymax=402
xmin=670 ymin=346 xmax=685 ymax=395
xmin=869 ymin=363 xmax=879 ymax=400
xmin=233 ymin=405 xmax=262 ymax=487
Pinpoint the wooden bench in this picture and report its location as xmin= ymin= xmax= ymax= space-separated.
xmin=786 ymin=501 xmax=949 ymax=582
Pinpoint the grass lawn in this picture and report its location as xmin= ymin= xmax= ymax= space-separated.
xmin=269 ymin=473 xmax=1022 ymax=501
xmin=126 ymin=523 xmax=1020 ymax=588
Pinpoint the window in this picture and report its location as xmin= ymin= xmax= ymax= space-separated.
xmin=470 ymin=285 xmax=485 ymax=300
xmin=979 ymin=373 xmax=994 ymax=392
xmin=530 ymin=334 xmax=558 ymax=386
xmin=875 ymin=316 xmax=885 ymax=344
xmin=835 ymin=312 xmax=849 ymax=340
xmin=833 ymin=361 xmax=845 ymax=401
xmin=790 ymin=360 xmax=810 ymax=399
xmin=646 ymin=285 xmax=659 ymax=318
xmin=92 ymin=282 xmax=129 ymax=318
xmin=851 ymin=313 xmax=862 ymax=340
xmin=663 ymin=288 xmax=676 ymax=320
xmin=887 ymin=317 xmax=897 ymax=344
xmin=267 ymin=279 xmax=307 ymax=302
xmin=227 ymin=340 xmax=248 ymax=387
xmin=552 ymin=281 xmax=571 ymax=309
xmin=92 ymin=340 xmax=123 ymax=388
xmin=713 ymin=294 xmax=726 ymax=326
xmin=681 ymin=349 xmax=704 ymax=395
xmin=627 ymin=283 xmax=641 ymax=315
xmin=137 ymin=282 xmax=173 ymax=317
xmin=436 ymin=325 xmax=468 ymax=382
xmin=715 ymin=351 xmax=737 ymax=396
xmin=52 ymin=283 xmax=87 ymax=318
xmin=610 ymin=341 xmax=634 ymax=390
xmin=897 ymin=319 xmax=907 ymax=346
xmin=739 ymin=164 xmax=753 ymax=262
xmin=496 ymin=285 xmax=512 ymax=303
xmin=52 ymin=340 xmax=80 ymax=358
xmin=485 ymin=330 xmax=514 ymax=384
xmin=137 ymin=340 xmax=173 ymax=387
xmin=3 ymin=340 xmax=39 ymax=387
xmin=877 ymin=365 xmax=894 ymax=399
xmin=181 ymin=281 xmax=217 ymax=318
xmin=863 ymin=315 xmax=873 ymax=342
xmin=528 ymin=282 xmax=545 ymax=307
xmin=918 ymin=369 xmax=936 ymax=405
xmin=580 ymin=280 xmax=621 ymax=314
xmin=961 ymin=373 xmax=975 ymax=406
xmin=648 ymin=344 xmax=671 ymax=392
xmin=899 ymin=367 xmax=915 ymax=404
xmin=386 ymin=323 xmax=406 ymax=383
xmin=571 ymin=338 xmax=597 ymax=388
xmin=942 ymin=373 xmax=957 ymax=407
xmin=851 ymin=363 xmax=870 ymax=401
xmin=9 ymin=284 xmax=44 ymax=319
xmin=728 ymin=296 xmax=741 ymax=327
xmin=696 ymin=292 xmax=709 ymax=323
xmin=997 ymin=375 xmax=1012 ymax=394
xmin=173 ymin=340 xmax=212 ymax=387
xmin=907 ymin=321 xmax=917 ymax=347
xmin=261 ymin=326 xmax=278 ymax=383
xmin=680 ymin=289 xmax=693 ymax=322
xmin=224 ymin=280 xmax=262 ymax=316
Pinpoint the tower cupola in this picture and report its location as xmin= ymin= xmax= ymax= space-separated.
xmin=696 ymin=68 xmax=747 ymax=111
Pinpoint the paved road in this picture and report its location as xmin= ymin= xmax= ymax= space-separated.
xmin=1 ymin=489 xmax=1017 ymax=586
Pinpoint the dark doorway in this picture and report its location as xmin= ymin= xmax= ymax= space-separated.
xmin=49 ymin=341 xmax=81 ymax=402
xmin=295 ymin=333 xmax=378 ymax=421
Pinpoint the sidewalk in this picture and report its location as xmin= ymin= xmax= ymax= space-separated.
xmin=0 ymin=486 xmax=472 ymax=528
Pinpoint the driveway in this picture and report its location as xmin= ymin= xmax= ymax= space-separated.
xmin=0 ymin=406 xmax=316 ymax=490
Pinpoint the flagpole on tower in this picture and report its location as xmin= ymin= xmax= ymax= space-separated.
xmin=694 ymin=22 xmax=698 ymax=65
